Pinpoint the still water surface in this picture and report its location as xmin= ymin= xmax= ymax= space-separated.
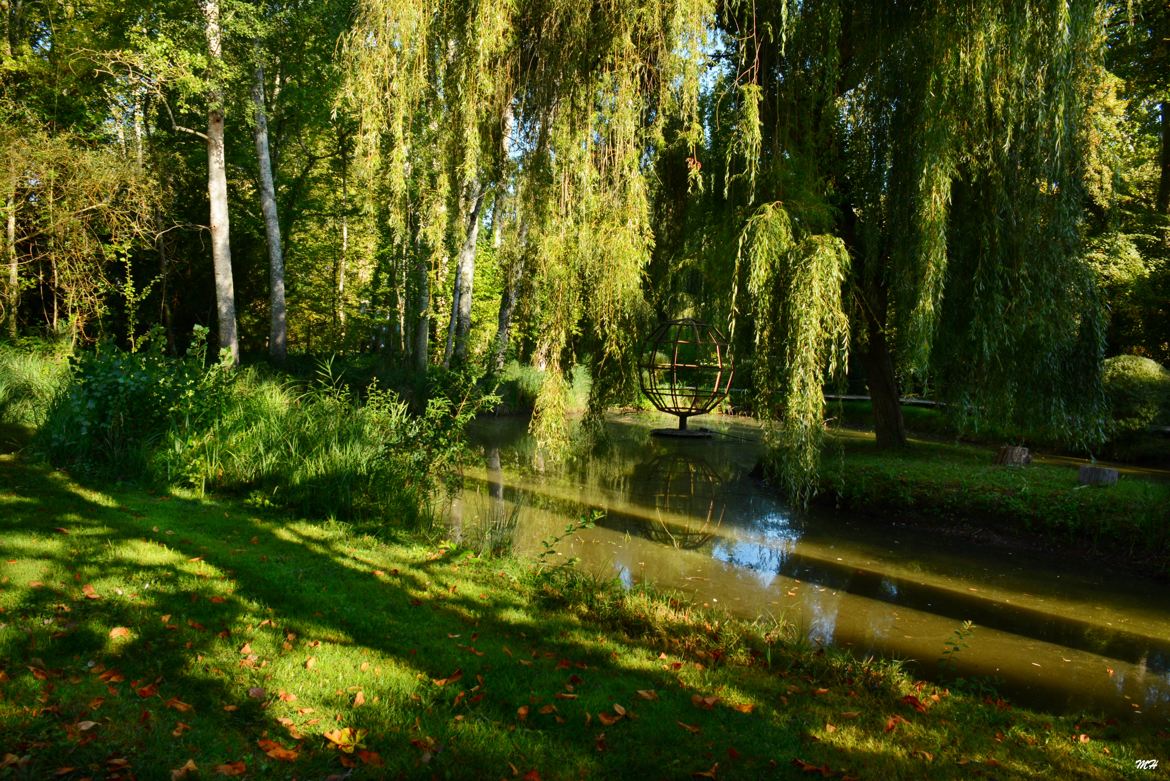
xmin=447 ymin=412 xmax=1170 ymax=721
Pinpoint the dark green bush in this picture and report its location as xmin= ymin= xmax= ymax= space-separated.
xmin=1103 ymin=355 xmax=1170 ymax=434
xmin=36 ymin=327 xmax=229 ymax=478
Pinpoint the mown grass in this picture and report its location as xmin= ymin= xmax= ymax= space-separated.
xmin=2 ymin=455 xmax=1166 ymax=780
xmin=819 ymin=431 xmax=1170 ymax=576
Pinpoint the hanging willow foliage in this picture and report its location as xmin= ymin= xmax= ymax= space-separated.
xmin=736 ymin=202 xmax=850 ymax=503
xmin=343 ymin=0 xmax=716 ymax=458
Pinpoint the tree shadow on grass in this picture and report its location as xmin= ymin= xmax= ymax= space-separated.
xmin=1 ymin=454 xmax=1158 ymax=780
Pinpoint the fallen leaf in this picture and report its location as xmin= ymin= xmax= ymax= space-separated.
xmin=691 ymin=695 xmax=720 ymax=710
xmin=539 ymin=704 xmax=557 ymax=715
xmin=258 ymin=738 xmax=299 ymax=762
xmin=278 ymin=691 xmax=297 ymax=702
xmin=356 ymin=751 xmax=383 ymax=767
xmin=82 ymin=584 xmax=99 ymax=600
xmin=54 ymin=527 xmax=70 ymax=535
xmin=323 ymin=727 xmax=367 ymax=753
xmin=598 ymin=712 xmax=622 ymax=726
xmin=433 ymin=668 xmax=463 ymax=687
xmin=523 ymin=771 xmax=542 ymax=781
xmin=901 ymin=694 xmax=928 ymax=713
xmin=76 ymin=720 xmax=99 ymax=731
xmin=171 ymin=759 xmax=198 ymax=779
xmin=885 ymin=714 xmax=909 ymax=733
xmin=517 ymin=705 xmax=529 ymax=721
xmin=109 ymin=627 xmax=131 ymax=639
xmin=136 ymin=682 xmax=159 ymax=698
xmin=222 ymin=705 xmax=239 ymax=712
xmin=840 ymin=711 xmax=860 ymax=719
xmin=247 ymin=687 xmax=266 ymax=700
xmin=304 ymin=657 xmax=316 ymax=670
xmin=165 ymin=698 xmax=194 ymax=712
xmin=612 ymin=703 xmax=627 ymax=717
xmin=677 ymin=721 xmax=701 ymax=734
xmin=731 ymin=703 xmax=755 ymax=714
xmin=213 ymin=760 xmax=246 ymax=776
xmin=691 ymin=763 xmax=719 ymax=779
xmin=172 ymin=722 xmax=192 ymax=738
xmin=209 ymin=596 xmax=226 ymax=604
xmin=636 ymin=690 xmax=658 ymax=701
xmin=353 ymin=690 xmax=365 ymax=707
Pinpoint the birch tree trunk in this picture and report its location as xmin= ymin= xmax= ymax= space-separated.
xmin=335 ymin=126 xmax=349 ymax=338
xmin=252 ymin=60 xmax=286 ymax=361
xmin=444 ymin=182 xmax=484 ymax=367
xmin=204 ymin=0 xmax=238 ymax=362
xmin=5 ymin=184 xmax=16 ymax=338
xmin=1158 ymin=100 xmax=1169 ymax=217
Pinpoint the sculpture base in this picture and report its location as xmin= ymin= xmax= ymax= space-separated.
xmin=650 ymin=427 xmax=713 ymax=439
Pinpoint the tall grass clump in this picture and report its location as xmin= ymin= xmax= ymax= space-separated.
xmin=0 ymin=339 xmax=72 ymax=427
xmin=37 ymin=329 xmax=485 ymax=528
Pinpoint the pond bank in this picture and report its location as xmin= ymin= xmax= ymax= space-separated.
xmin=814 ymin=430 xmax=1170 ymax=581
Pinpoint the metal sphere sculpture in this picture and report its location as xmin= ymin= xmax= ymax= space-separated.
xmin=638 ymin=318 xmax=733 ymax=435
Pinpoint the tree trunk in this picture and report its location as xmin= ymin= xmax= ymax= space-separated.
xmin=490 ymin=219 xmax=527 ymax=374
xmin=863 ymin=310 xmax=907 ymax=449
xmin=204 ymin=0 xmax=238 ymax=363
xmin=251 ymin=60 xmax=286 ymax=362
xmin=5 ymin=184 xmax=16 ymax=338
xmin=413 ymin=247 xmax=430 ymax=374
xmin=1158 ymin=99 xmax=1169 ymax=217
xmin=336 ymin=126 xmax=349 ymax=339
xmin=444 ymin=181 xmax=484 ymax=368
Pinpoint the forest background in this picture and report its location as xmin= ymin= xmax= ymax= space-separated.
xmin=3 ymin=0 xmax=1169 ymax=489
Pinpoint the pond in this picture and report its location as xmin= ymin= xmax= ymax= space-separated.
xmin=447 ymin=412 xmax=1170 ymax=721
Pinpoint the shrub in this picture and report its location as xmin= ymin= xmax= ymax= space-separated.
xmin=1103 ymin=355 xmax=1170 ymax=435
xmin=36 ymin=327 xmax=229 ymax=478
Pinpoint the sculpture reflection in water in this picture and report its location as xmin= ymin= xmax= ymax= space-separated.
xmin=605 ymin=450 xmax=727 ymax=551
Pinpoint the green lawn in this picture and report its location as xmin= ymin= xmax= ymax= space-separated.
xmin=1 ymin=454 xmax=1167 ymax=779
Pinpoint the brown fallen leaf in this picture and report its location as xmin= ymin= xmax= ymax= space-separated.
xmin=839 ymin=711 xmax=860 ymax=719
xmin=433 ymin=668 xmax=463 ymax=687
xmin=109 ymin=627 xmax=131 ymax=639
xmin=278 ymin=690 xmax=297 ymax=702
xmin=357 ymin=750 xmax=383 ymax=767
xmin=213 ymin=760 xmax=246 ymax=776
xmin=304 ymin=657 xmax=316 ymax=670
xmin=691 ymin=763 xmax=719 ymax=779
xmin=171 ymin=758 xmax=198 ymax=779
xmin=76 ymin=720 xmax=99 ymax=731
xmin=136 ymin=682 xmax=159 ymax=698
xmin=598 ymin=712 xmax=622 ymax=726
xmin=247 ymin=687 xmax=266 ymax=700
xmin=164 ymin=697 xmax=194 ymax=712
xmin=82 ymin=584 xmax=99 ymax=600
xmin=353 ymin=690 xmax=365 ymax=707
xmin=258 ymin=738 xmax=299 ymax=762
xmin=636 ymin=689 xmax=658 ymax=701
xmin=730 ymin=702 xmax=755 ymax=714
xmin=538 ymin=704 xmax=557 ymax=715
xmin=691 ymin=695 xmax=720 ymax=710
xmin=677 ymin=721 xmax=701 ymax=734
xmin=885 ymin=714 xmax=909 ymax=733
xmin=209 ymin=596 xmax=226 ymax=604
xmin=901 ymin=694 xmax=928 ymax=713
xmin=612 ymin=703 xmax=627 ymax=717
xmin=517 ymin=705 xmax=530 ymax=721
xmin=172 ymin=722 xmax=192 ymax=738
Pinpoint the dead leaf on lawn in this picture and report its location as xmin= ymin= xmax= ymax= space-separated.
xmin=258 ymin=739 xmax=299 ymax=762
xmin=691 ymin=695 xmax=720 ymax=710
xmin=357 ymin=750 xmax=383 ymax=767
xmin=691 ymin=763 xmax=719 ymax=779
xmin=676 ymin=721 xmax=701 ymax=734
xmin=82 ymin=584 xmax=99 ymax=600
xmin=109 ymin=627 xmax=131 ymax=639
xmin=433 ymin=668 xmax=463 ymax=687
xmin=172 ymin=722 xmax=192 ymax=738
xmin=635 ymin=689 xmax=658 ymax=701
xmin=247 ymin=687 xmax=266 ymax=700
xmin=213 ymin=760 xmax=246 ymax=776
xmin=171 ymin=759 xmax=198 ymax=779
xmin=164 ymin=697 xmax=194 ymax=712
xmin=353 ymin=690 xmax=365 ymax=706
xmin=304 ymin=657 xmax=316 ymax=670
xmin=517 ymin=705 xmax=529 ymax=721
xmin=885 ymin=714 xmax=909 ymax=733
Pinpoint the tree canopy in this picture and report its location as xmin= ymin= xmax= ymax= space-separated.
xmin=3 ymin=0 xmax=1167 ymax=495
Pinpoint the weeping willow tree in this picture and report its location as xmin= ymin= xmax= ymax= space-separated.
xmin=668 ymin=0 xmax=1113 ymax=499
xmin=343 ymin=0 xmax=713 ymax=452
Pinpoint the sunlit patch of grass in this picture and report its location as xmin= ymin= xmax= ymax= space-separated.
xmin=0 ymin=454 xmax=1165 ymax=779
